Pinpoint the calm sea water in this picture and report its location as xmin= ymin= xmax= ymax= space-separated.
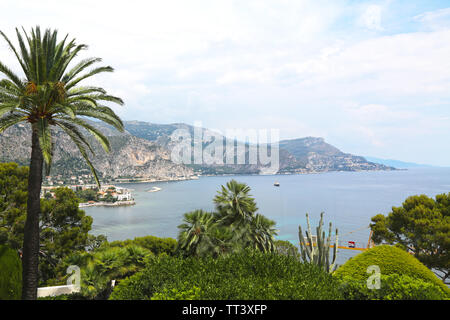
xmin=85 ymin=167 xmax=450 ymax=264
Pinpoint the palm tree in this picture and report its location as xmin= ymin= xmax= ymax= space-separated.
xmin=0 ymin=26 xmax=124 ymax=299
xmin=214 ymin=180 xmax=277 ymax=252
xmin=213 ymin=179 xmax=258 ymax=227
xmin=177 ymin=210 xmax=216 ymax=257
xmin=246 ymin=214 xmax=278 ymax=253
xmin=196 ymin=225 xmax=239 ymax=258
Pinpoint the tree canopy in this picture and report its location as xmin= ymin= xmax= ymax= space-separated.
xmin=0 ymin=162 xmax=103 ymax=284
xmin=370 ymin=193 xmax=450 ymax=284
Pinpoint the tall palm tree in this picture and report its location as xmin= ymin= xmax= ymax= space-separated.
xmin=177 ymin=210 xmax=216 ymax=257
xmin=0 ymin=26 xmax=124 ymax=299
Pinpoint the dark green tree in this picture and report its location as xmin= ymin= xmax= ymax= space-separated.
xmin=370 ymin=193 xmax=450 ymax=284
xmin=0 ymin=27 xmax=124 ymax=299
xmin=0 ymin=163 xmax=103 ymax=284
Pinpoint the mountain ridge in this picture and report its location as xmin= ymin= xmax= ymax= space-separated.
xmin=0 ymin=120 xmax=396 ymax=184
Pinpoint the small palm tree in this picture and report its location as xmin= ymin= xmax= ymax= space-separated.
xmin=0 ymin=26 xmax=124 ymax=299
xmin=246 ymin=214 xmax=278 ymax=253
xmin=214 ymin=179 xmax=258 ymax=226
xmin=197 ymin=225 xmax=239 ymax=258
xmin=177 ymin=210 xmax=216 ymax=257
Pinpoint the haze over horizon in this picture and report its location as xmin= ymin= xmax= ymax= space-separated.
xmin=1 ymin=1 xmax=449 ymax=166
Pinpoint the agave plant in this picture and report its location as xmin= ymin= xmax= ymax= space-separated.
xmin=0 ymin=26 xmax=124 ymax=299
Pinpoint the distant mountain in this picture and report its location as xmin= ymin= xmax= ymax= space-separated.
xmin=364 ymin=156 xmax=433 ymax=168
xmin=278 ymin=137 xmax=394 ymax=173
xmin=0 ymin=120 xmax=396 ymax=184
xmin=0 ymin=122 xmax=194 ymax=184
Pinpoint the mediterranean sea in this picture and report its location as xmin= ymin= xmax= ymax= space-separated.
xmin=84 ymin=167 xmax=450 ymax=264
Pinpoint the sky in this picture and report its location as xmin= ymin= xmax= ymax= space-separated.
xmin=1 ymin=0 xmax=450 ymax=166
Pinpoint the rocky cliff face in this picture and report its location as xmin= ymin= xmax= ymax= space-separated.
xmin=0 ymin=123 xmax=194 ymax=182
xmin=121 ymin=122 xmax=395 ymax=174
xmin=0 ymin=121 xmax=394 ymax=183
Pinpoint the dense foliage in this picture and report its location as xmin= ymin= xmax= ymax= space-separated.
xmin=370 ymin=193 xmax=450 ymax=284
xmin=75 ymin=188 xmax=99 ymax=202
xmin=110 ymin=249 xmax=343 ymax=300
xmin=333 ymin=245 xmax=450 ymax=298
xmin=338 ymin=274 xmax=449 ymax=300
xmin=47 ymin=235 xmax=176 ymax=299
xmin=0 ymin=163 xmax=28 ymax=249
xmin=107 ymin=235 xmax=177 ymax=256
xmin=0 ymin=163 xmax=103 ymax=284
xmin=0 ymin=244 xmax=22 ymax=299
xmin=176 ymin=180 xmax=278 ymax=257
xmin=57 ymin=245 xmax=153 ymax=299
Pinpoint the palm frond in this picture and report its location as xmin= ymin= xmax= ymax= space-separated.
xmin=0 ymin=112 xmax=27 ymax=132
xmin=65 ymin=66 xmax=114 ymax=90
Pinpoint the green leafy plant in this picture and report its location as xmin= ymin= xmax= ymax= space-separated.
xmin=338 ymin=274 xmax=449 ymax=300
xmin=106 ymin=235 xmax=177 ymax=256
xmin=0 ymin=245 xmax=22 ymax=299
xmin=110 ymin=249 xmax=343 ymax=300
xmin=333 ymin=245 xmax=450 ymax=296
xmin=176 ymin=180 xmax=278 ymax=258
xmin=151 ymin=284 xmax=202 ymax=300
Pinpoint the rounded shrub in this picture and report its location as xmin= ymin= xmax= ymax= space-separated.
xmin=0 ymin=245 xmax=22 ymax=299
xmin=110 ymin=249 xmax=343 ymax=300
xmin=334 ymin=245 xmax=449 ymax=298
xmin=339 ymin=274 xmax=448 ymax=300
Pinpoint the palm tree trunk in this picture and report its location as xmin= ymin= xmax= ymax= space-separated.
xmin=22 ymin=126 xmax=43 ymax=300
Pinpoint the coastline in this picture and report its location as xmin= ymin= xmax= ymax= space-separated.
xmin=111 ymin=175 xmax=199 ymax=184
xmin=79 ymin=200 xmax=135 ymax=208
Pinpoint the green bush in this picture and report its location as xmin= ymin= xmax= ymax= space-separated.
xmin=57 ymin=245 xmax=153 ymax=299
xmin=339 ymin=274 xmax=448 ymax=300
xmin=107 ymin=235 xmax=177 ymax=256
xmin=110 ymin=249 xmax=343 ymax=300
xmin=0 ymin=245 xmax=22 ymax=300
xmin=334 ymin=245 xmax=450 ymax=297
xmin=274 ymin=240 xmax=300 ymax=259
xmin=37 ymin=293 xmax=87 ymax=300
xmin=151 ymin=284 xmax=202 ymax=300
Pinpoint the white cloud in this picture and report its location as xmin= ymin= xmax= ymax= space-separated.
xmin=358 ymin=5 xmax=384 ymax=31
xmin=1 ymin=1 xmax=450 ymax=165
xmin=414 ymin=7 xmax=450 ymax=30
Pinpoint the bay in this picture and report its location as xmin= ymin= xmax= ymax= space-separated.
xmin=84 ymin=167 xmax=450 ymax=264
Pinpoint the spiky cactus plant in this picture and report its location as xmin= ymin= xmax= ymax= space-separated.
xmin=298 ymin=212 xmax=338 ymax=273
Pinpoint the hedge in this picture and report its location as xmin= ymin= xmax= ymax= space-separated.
xmin=339 ymin=274 xmax=448 ymax=300
xmin=110 ymin=249 xmax=343 ymax=300
xmin=333 ymin=245 xmax=449 ymax=297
